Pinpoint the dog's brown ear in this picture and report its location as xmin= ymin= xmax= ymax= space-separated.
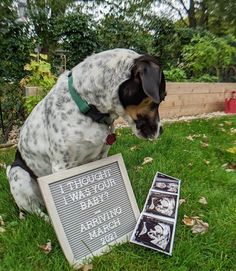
xmin=138 ymin=63 xmax=162 ymax=103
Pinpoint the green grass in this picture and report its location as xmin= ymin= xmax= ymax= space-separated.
xmin=0 ymin=115 xmax=236 ymax=271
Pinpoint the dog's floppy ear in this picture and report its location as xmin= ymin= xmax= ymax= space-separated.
xmin=138 ymin=62 xmax=162 ymax=104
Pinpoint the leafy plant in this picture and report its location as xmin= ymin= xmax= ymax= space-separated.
xmin=164 ymin=67 xmax=187 ymax=82
xmin=21 ymin=53 xmax=57 ymax=114
xmin=53 ymin=12 xmax=98 ymax=69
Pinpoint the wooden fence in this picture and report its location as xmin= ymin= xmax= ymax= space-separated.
xmin=159 ymin=82 xmax=236 ymax=118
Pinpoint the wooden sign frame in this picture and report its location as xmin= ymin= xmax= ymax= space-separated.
xmin=38 ymin=154 xmax=140 ymax=268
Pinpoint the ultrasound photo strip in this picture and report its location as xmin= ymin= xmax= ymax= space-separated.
xmin=131 ymin=172 xmax=181 ymax=255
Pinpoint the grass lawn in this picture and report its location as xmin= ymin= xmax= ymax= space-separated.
xmin=0 ymin=115 xmax=236 ymax=271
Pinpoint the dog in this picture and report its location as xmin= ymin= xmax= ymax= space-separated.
xmin=6 ymin=48 xmax=166 ymax=219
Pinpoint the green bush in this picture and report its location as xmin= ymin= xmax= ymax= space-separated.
xmin=53 ymin=12 xmax=98 ymax=69
xmin=0 ymin=82 xmax=25 ymax=142
xmin=21 ymin=54 xmax=57 ymax=115
xmin=164 ymin=67 xmax=187 ymax=82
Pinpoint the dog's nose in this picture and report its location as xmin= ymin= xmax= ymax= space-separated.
xmin=159 ymin=126 xmax=164 ymax=135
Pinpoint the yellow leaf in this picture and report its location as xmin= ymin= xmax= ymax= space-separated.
xmin=199 ymin=197 xmax=208 ymax=205
xmin=0 ymin=215 xmax=4 ymax=226
xmin=142 ymin=157 xmax=153 ymax=165
xmin=39 ymin=54 xmax=48 ymax=60
xmin=24 ymin=64 xmax=32 ymax=71
xmin=226 ymin=147 xmax=236 ymax=154
xmin=38 ymin=240 xmax=52 ymax=254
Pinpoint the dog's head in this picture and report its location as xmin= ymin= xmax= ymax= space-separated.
xmin=118 ymin=55 xmax=166 ymax=139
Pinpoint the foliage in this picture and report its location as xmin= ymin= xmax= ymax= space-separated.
xmin=21 ymin=53 xmax=56 ymax=92
xmin=21 ymin=53 xmax=57 ymax=114
xmin=192 ymin=74 xmax=218 ymax=82
xmin=182 ymin=33 xmax=236 ymax=79
xmin=97 ymin=14 xmax=154 ymax=54
xmin=164 ymin=67 xmax=187 ymax=82
xmin=23 ymin=96 xmax=43 ymax=115
xmin=26 ymin=0 xmax=75 ymax=54
xmin=53 ymin=12 xmax=98 ymax=69
xmin=0 ymin=82 xmax=25 ymax=142
xmin=0 ymin=21 xmax=33 ymax=82
xmin=146 ymin=16 xmax=177 ymax=64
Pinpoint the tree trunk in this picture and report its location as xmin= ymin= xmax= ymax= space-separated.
xmin=188 ymin=0 xmax=197 ymax=28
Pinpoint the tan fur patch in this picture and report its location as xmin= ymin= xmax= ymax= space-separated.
xmin=125 ymin=98 xmax=157 ymax=120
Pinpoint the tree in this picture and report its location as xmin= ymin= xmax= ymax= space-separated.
xmin=182 ymin=33 xmax=236 ymax=80
xmin=53 ymin=12 xmax=98 ymax=69
xmin=26 ymin=0 xmax=74 ymax=54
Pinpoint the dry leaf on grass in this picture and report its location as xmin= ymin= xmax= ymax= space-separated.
xmin=183 ymin=215 xmax=209 ymax=234
xmin=201 ymin=142 xmax=209 ymax=148
xmin=19 ymin=211 xmax=26 ymax=220
xmin=226 ymin=147 xmax=236 ymax=154
xmin=0 ymin=227 xmax=6 ymax=233
xmin=224 ymin=121 xmax=232 ymax=126
xmin=38 ymin=240 xmax=52 ymax=254
xmin=130 ymin=145 xmax=139 ymax=151
xmin=182 ymin=215 xmax=198 ymax=226
xmin=81 ymin=264 xmax=93 ymax=271
xmin=179 ymin=199 xmax=186 ymax=205
xmin=191 ymin=220 xmax=209 ymax=234
xmin=204 ymin=160 xmax=210 ymax=165
xmin=0 ymin=162 xmax=6 ymax=170
xmin=230 ymin=128 xmax=236 ymax=134
xmin=199 ymin=197 xmax=208 ymax=205
xmin=186 ymin=135 xmax=194 ymax=141
xmin=0 ymin=215 xmax=5 ymax=226
xmin=142 ymin=157 xmax=153 ymax=165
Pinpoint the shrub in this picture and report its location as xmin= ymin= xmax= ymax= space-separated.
xmin=21 ymin=54 xmax=57 ymax=114
xmin=0 ymin=81 xmax=25 ymax=142
xmin=164 ymin=67 xmax=187 ymax=82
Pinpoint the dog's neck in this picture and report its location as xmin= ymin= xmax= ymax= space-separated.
xmin=72 ymin=49 xmax=140 ymax=119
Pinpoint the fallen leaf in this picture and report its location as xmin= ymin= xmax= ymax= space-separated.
xmin=0 ymin=227 xmax=6 ymax=233
xmin=191 ymin=219 xmax=209 ymax=234
xmin=186 ymin=135 xmax=194 ymax=141
xmin=226 ymin=147 xmax=236 ymax=154
xmin=182 ymin=215 xmax=197 ymax=226
xmin=230 ymin=128 xmax=236 ymax=134
xmin=225 ymin=169 xmax=234 ymax=172
xmin=204 ymin=160 xmax=210 ymax=165
xmin=183 ymin=215 xmax=209 ymax=234
xmin=224 ymin=121 xmax=232 ymax=126
xmin=19 ymin=211 xmax=26 ymax=220
xmin=0 ymin=162 xmax=6 ymax=170
xmin=142 ymin=157 xmax=153 ymax=165
xmin=0 ymin=215 xmax=4 ymax=226
xmin=201 ymin=142 xmax=209 ymax=148
xmin=82 ymin=264 xmax=93 ymax=271
xmin=38 ymin=240 xmax=52 ymax=254
xmin=199 ymin=197 xmax=208 ymax=205
xmin=179 ymin=199 xmax=186 ymax=205
xmin=130 ymin=145 xmax=138 ymax=151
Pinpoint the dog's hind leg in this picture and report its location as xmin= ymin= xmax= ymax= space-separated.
xmin=6 ymin=166 xmax=49 ymax=222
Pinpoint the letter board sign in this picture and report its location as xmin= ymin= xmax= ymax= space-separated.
xmin=38 ymin=154 xmax=140 ymax=268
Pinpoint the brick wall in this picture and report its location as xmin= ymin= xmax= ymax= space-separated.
xmin=160 ymin=82 xmax=236 ymax=118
